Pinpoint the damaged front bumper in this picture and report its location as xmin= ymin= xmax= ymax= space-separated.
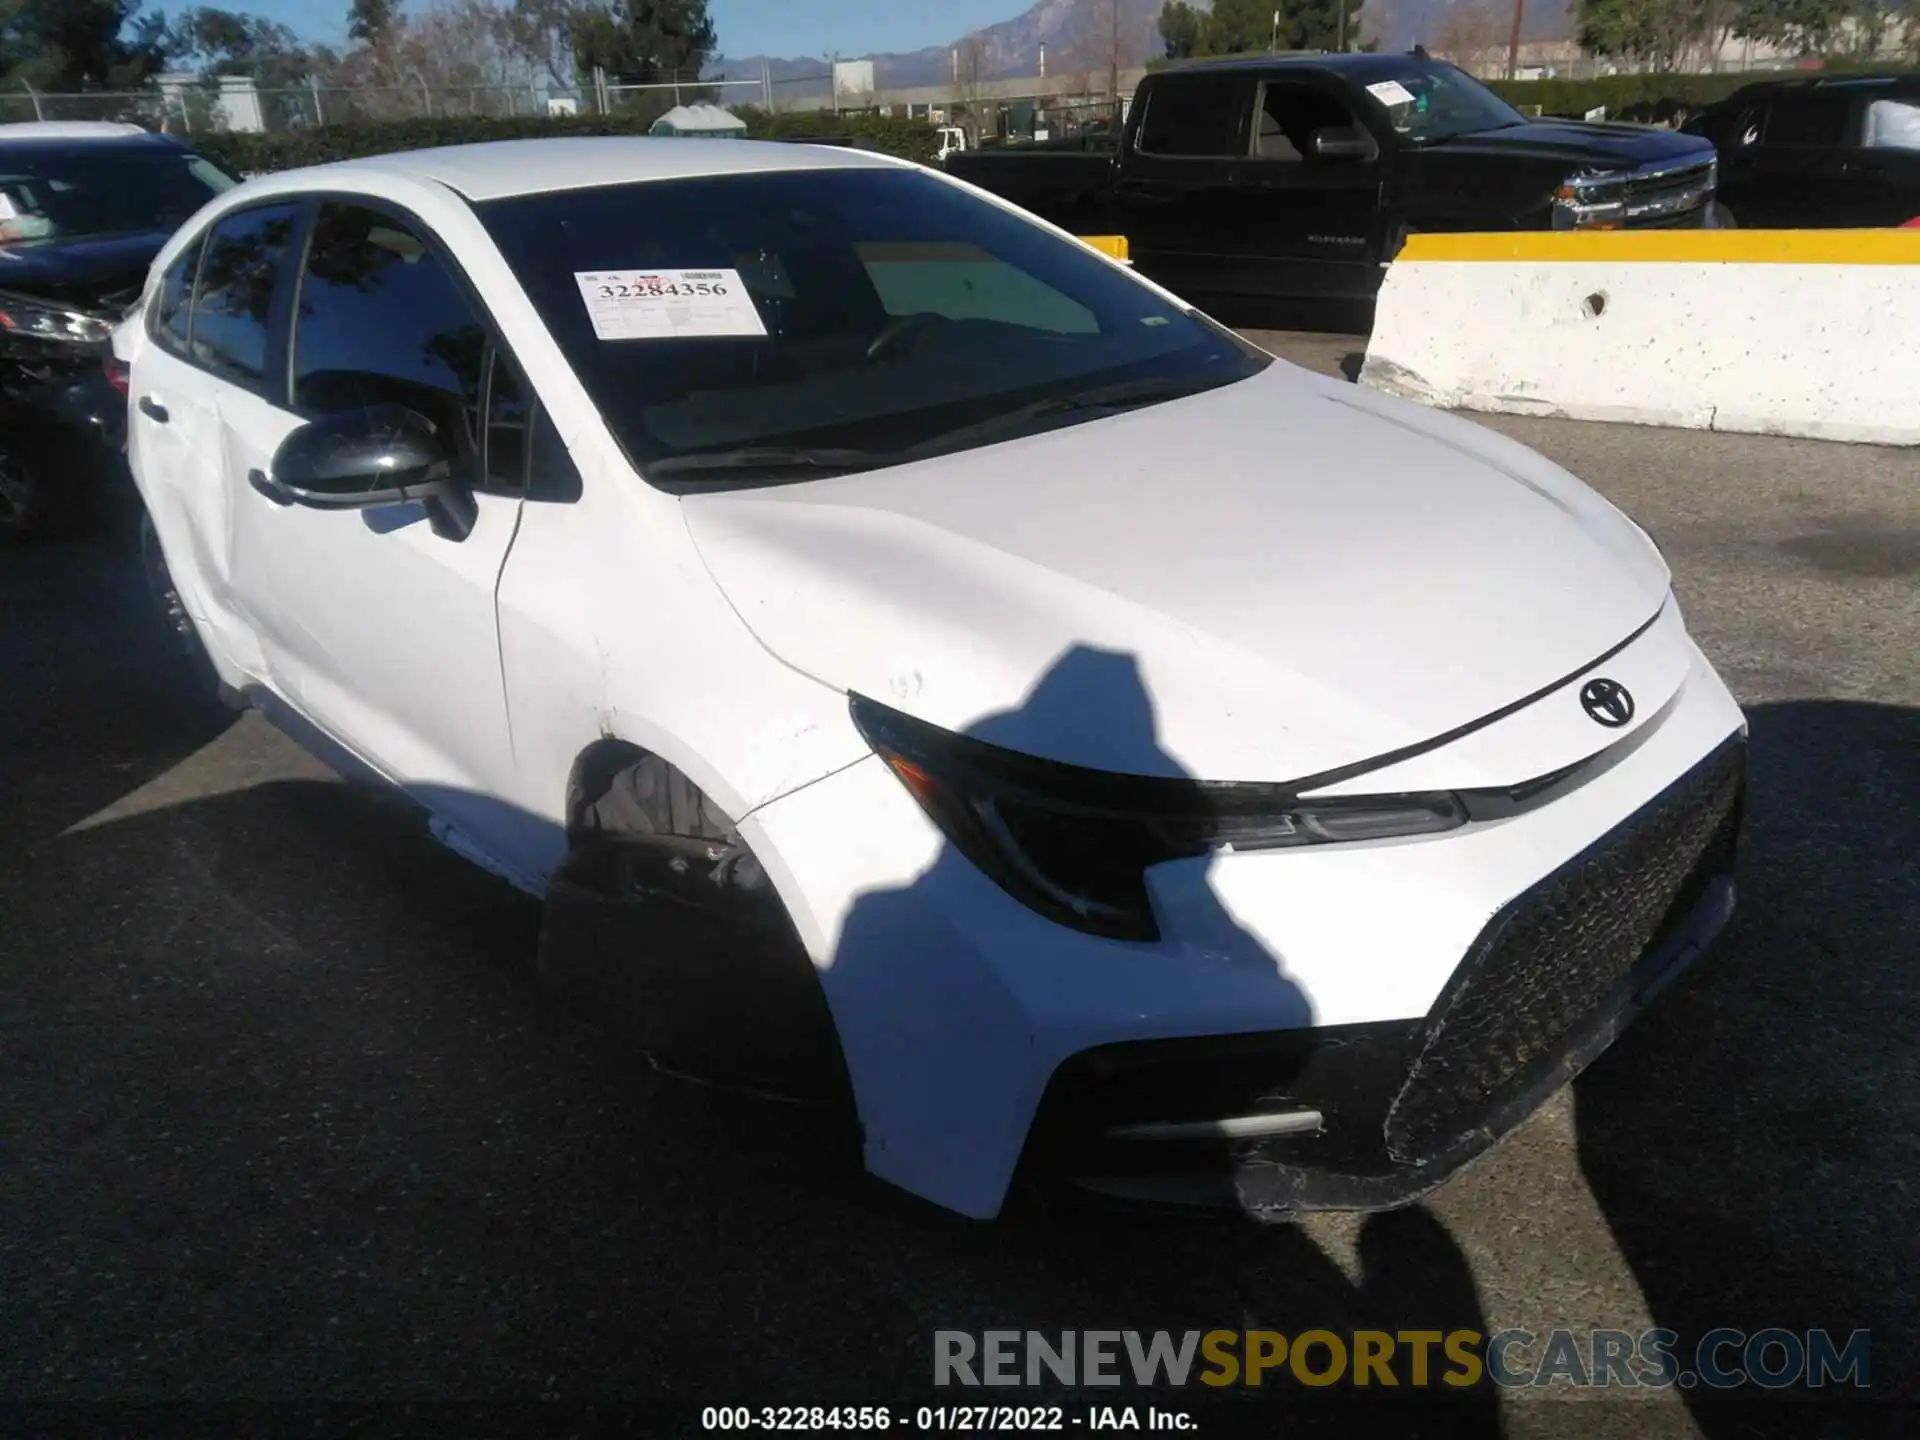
xmin=741 ymin=636 xmax=1749 ymax=1221
xmin=1019 ymin=735 xmax=1744 ymax=1216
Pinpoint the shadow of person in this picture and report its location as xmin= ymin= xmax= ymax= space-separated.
xmin=817 ymin=644 xmax=1501 ymax=1430
xmin=1575 ymin=698 xmax=1919 ymax=1434
xmin=818 ymin=643 xmax=1311 ymax=1219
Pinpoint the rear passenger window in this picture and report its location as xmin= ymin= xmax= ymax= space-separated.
xmin=292 ymin=202 xmax=487 ymax=465
xmin=1865 ymin=98 xmax=1920 ymax=152
xmin=1137 ymin=75 xmax=1249 ymax=158
xmin=1764 ymin=94 xmax=1853 ymax=148
xmin=153 ymin=234 xmax=203 ymax=352
xmin=191 ymin=203 xmax=301 ymax=387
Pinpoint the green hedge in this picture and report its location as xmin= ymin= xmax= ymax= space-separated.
xmin=1491 ymin=68 xmax=1920 ymax=124
xmin=192 ymin=108 xmax=941 ymax=177
xmin=1487 ymin=73 xmax=1761 ymax=124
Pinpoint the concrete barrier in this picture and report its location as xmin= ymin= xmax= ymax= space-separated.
xmin=1360 ymin=230 xmax=1920 ymax=447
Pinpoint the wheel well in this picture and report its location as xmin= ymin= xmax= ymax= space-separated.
xmin=564 ymin=738 xmax=735 ymax=847
xmin=550 ymin=738 xmax=857 ymax=1115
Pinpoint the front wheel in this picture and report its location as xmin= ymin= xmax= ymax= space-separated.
xmin=1707 ymin=202 xmax=1739 ymax=230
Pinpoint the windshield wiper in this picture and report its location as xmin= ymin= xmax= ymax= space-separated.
xmin=898 ymin=373 xmax=1226 ymax=459
xmin=646 ymin=445 xmax=880 ymax=478
xmin=646 ymin=375 xmax=1225 ymax=484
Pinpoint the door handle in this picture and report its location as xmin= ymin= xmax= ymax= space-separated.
xmin=137 ymin=396 xmax=169 ymax=424
xmin=248 ymin=468 xmax=294 ymax=507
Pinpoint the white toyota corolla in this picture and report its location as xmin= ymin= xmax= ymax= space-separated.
xmin=121 ymin=138 xmax=1747 ymax=1221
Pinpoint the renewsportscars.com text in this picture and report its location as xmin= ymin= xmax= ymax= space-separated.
xmin=934 ymin=1328 xmax=1871 ymax=1391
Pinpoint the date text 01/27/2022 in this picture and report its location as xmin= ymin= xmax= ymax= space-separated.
xmin=698 ymin=1405 xmax=1198 ymax=1432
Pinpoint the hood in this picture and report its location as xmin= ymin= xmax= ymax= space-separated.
xmin=0 ymin=229 xmax=169 ymax=311
xmin=1430 ymin=120 xmax=1714 ymax=170
xmin=680 ymin=365 xmax=1670 ymax=785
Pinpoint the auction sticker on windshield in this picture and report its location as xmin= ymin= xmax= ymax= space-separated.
xmin=1366 ymin=80 xmax=1416 ymax=108
xmin=573 ymin=268 xmax=768 ymax=340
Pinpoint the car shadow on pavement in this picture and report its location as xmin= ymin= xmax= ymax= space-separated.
xmin=0 ymin=631 xmax=1500 ymax=1433
xmin=1575 ymin=698 xmax=1920 ymax=1435
xmin=0 ymin=530 xmax=236 ymax=841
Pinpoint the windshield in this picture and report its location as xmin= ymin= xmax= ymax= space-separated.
xmin=0 ymin=146 xmax=236 ymax=248
xmin=1354 ymin=62 xmax=1528 ymax=146
xmin=476 ymin=166 xmax=1269 ymax=489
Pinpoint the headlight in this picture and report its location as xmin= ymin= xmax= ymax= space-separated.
xmin=850 ymin=694 xmax=1466 ymax=942
xmin=1551 ymin=170 xmax=1630 ymax=230
xmin=0 ymin=294 xmax=113 ymax=346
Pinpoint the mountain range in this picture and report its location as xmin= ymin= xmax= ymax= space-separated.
xmin=708 ymin=0 xmax=1577 ymax=100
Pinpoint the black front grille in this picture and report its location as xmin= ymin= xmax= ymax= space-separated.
xmin=1621 ymin=162 xmax=1714 ymax=204
xmin=1017 ymin=736 xmax=1747 ymax=1212
xmin=1619 ymin=161 xmax=1715 ymax=228
xmin=1384 ymin=737 xmax=1746 ymax=1161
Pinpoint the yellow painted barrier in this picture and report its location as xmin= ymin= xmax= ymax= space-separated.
xmin=1396 ymin=229 xmax=1920 ymax=266
xmin=1366 ymin=226 xmax=1920 ymax=444
xmin=1078 ymin=234 xmax=1131 ymax=263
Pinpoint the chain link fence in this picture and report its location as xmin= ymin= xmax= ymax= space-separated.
xmin=0 ymin=73 xmax=772 ymax=137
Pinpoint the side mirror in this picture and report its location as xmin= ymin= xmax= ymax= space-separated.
xmin=265 ymin=404 xmax=476 ymax=541
xmin=1311 ymin=126 xmax=1378 ymax=161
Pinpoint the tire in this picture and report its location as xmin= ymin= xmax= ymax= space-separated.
xmin=1709 ymin=202 xmax=1739 ymax=230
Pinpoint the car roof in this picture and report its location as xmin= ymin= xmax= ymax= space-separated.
xmin=0 ymin=129 xmax=192 ymax=161
xmin=0 ymin=120 xmax=161 ymax=141
xmin=1721 ymin=73 xmax=1920 ymax=103
xmin=285 ymin=135 xmax=906 ymax=202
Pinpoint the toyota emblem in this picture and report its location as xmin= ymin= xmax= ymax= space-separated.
xmin=1580 ymin=678 xmax=1636 ymax=728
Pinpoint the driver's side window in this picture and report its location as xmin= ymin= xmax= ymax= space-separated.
xmin=291 ymin=203 xmax=488 ymax=469
xmin=1254 ymin=82 xmax=1364 ymax=163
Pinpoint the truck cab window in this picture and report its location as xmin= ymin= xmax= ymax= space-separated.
xmin=1255 ymin=83 xmax=1362 ymax=163
xmin=1136 ymin=75 xmax=1248 ymax=158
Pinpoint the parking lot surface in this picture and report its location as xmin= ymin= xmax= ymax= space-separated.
xmin=2 ymin=333 xmax=1915 ymax=1436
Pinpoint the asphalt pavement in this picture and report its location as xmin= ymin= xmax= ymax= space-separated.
xmin=2 ymin=338 xmax=1915 ymax=1437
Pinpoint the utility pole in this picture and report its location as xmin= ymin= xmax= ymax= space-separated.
xmin=1108 ymin=0 xmax=1121 ymax=126
xmin=828 ymin=51 xmax=840 ymax=116
xmin=1271 ymin=10 xmax=1280 ymax=52
xmin=1337 ymin=0 xmax=1349 ymax=52
xmin=1506 ymin=0 xmax=1525 ymax=80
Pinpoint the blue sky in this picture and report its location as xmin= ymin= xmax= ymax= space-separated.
xmin=235 ymin=1 xmax=1023 ymax=57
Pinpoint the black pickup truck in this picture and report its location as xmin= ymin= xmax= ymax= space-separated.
xmin=945 ymin=52 xmax=1720 ymax=320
